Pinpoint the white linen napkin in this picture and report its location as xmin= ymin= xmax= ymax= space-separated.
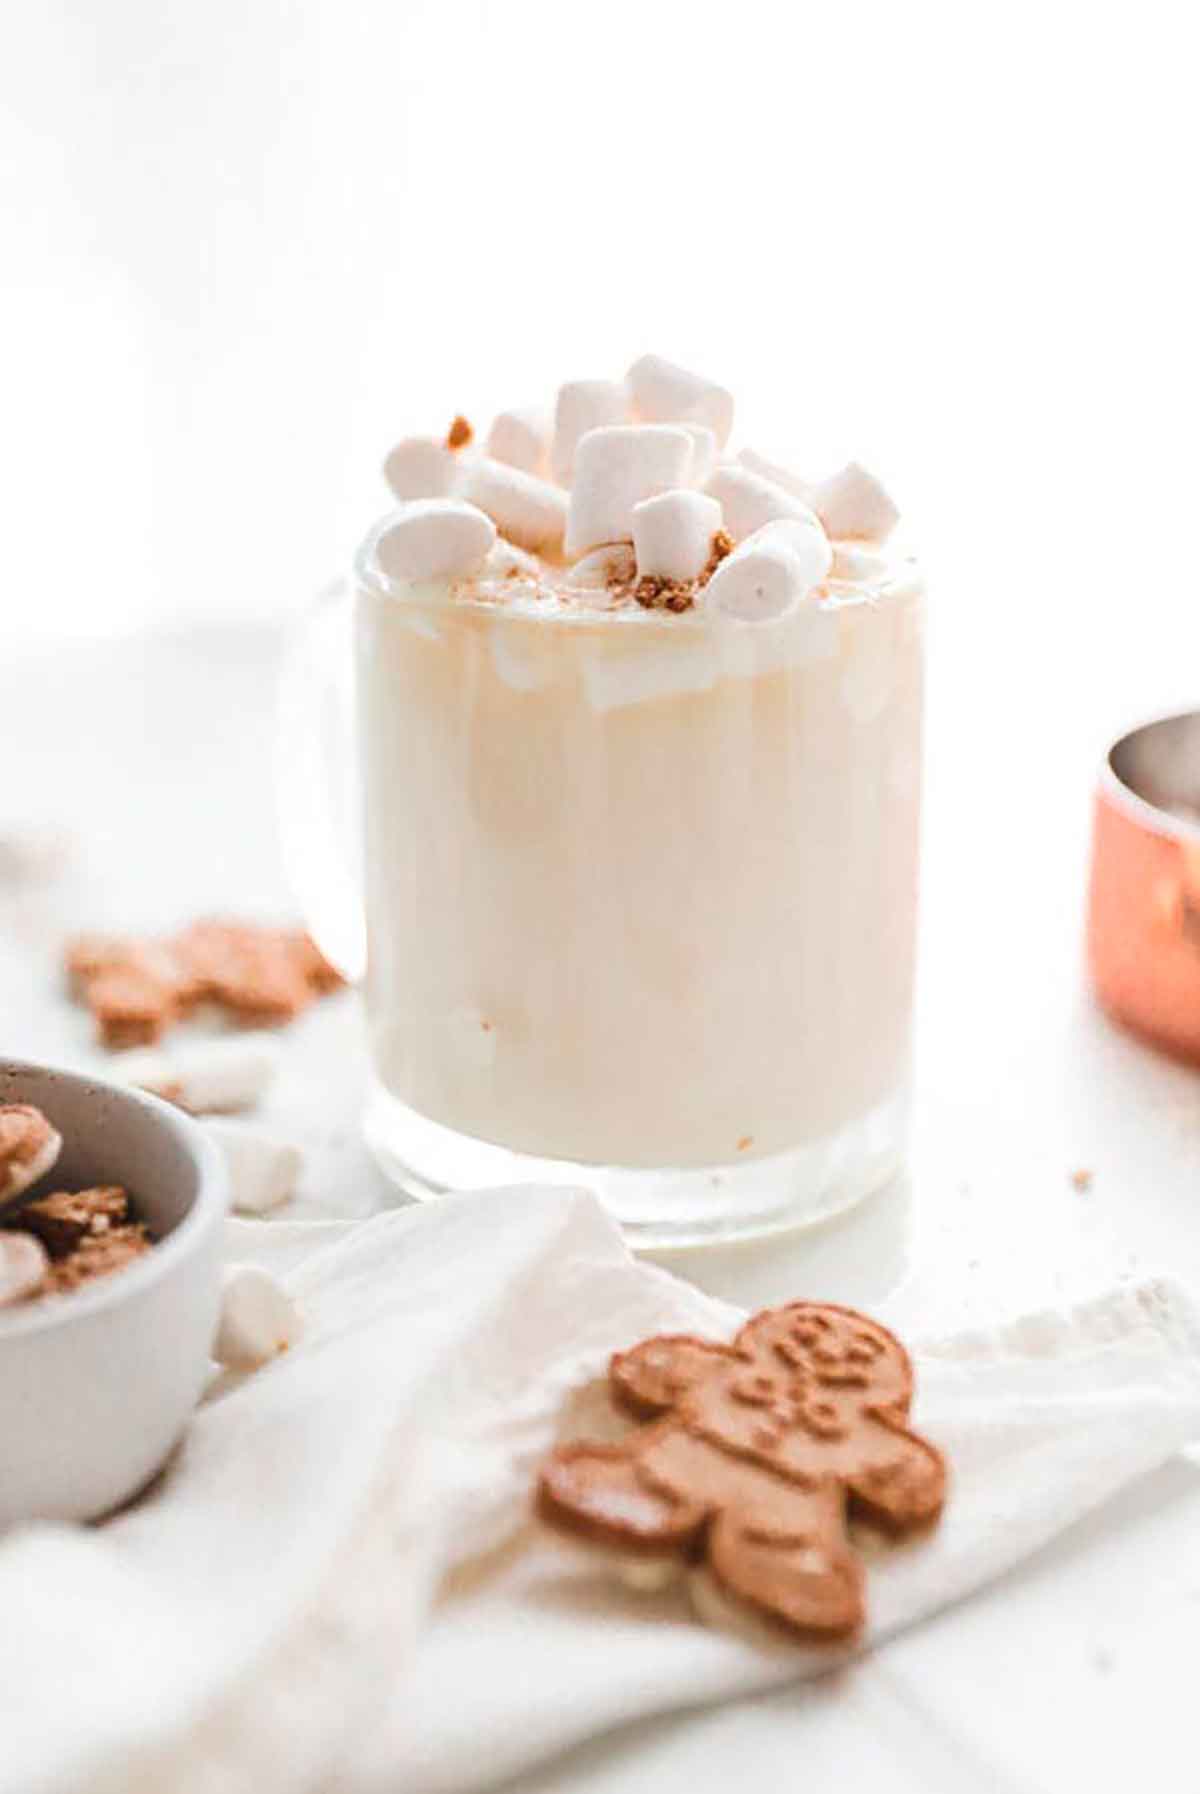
xmin=2 ymin=1184 xmax=1199 ymax=1794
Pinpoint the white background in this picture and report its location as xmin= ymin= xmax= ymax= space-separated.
xmin=2 ymin=0 xmax=1198 ymax=671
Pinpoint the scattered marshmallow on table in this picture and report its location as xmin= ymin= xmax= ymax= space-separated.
xmin=551 ymin=380 xmax=630 ymax=484
xmin=627 ymin=354 xmax=735 ymax=449
xmin=382 ymin=437 xmax=459 ymax=502
xmin=632 ymin=490 xmax=723 ymax=583
xmin=374 ymin=499 xmax=497 ymax=582
xmin=212 ymin=1265 xmax=303 ymax=1370
xmin=812 ymin=460 xmax=899 ymax=542
xmin=113 ymin=1034 xmax=281 ymax=1115
xmin=565 ymin=425 xmax=695 ymax=558
xmin=705 ymin=465 xmax=821 ymax=543
xmin=703 ymin=519 xmax=832 ymax=622
xmin=205 ymin=1120 xmax=303 ymax=1215
xmin=0 ymin=1103 xmax=62 ymax=1202
xmin=0 ymin=1232 xmax=49 ymax=1308
xmin=485 ymin=408 xmax=551 ymax=478
xmin=459 ymin=458 xmax=569 ymax=553
xmin=737 ymin=447 xmax=816 ymax=504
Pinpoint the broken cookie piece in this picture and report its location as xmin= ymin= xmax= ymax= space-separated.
xmin=64 ymin=918 xmax=346 ymax=1048
xmin=2 ymin=1184 xmax=152 ymax=1303
xmin=17 ymin=1186 xmax=131 ymax=1256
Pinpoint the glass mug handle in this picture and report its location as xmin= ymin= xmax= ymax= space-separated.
xmin=274 ymin=577 xmax=366 ymax=981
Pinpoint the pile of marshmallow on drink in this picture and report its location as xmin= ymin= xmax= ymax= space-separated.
xmin=378 ymin=354 xmax=899 ymax=623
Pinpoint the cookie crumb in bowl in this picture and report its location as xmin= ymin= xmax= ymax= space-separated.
xmin=22 ymin=1187 xmax=152 ymax=1296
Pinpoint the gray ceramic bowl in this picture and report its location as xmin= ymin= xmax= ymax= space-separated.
xmin=0 ymin=1059 xmax=227 ymax=1527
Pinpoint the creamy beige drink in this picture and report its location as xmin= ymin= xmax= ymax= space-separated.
xmin=348 ymin=356 xmax=922 ymax=1239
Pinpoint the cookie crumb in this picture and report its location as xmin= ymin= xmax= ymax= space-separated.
xmin=446 ymin=415 xmax=473 ymax=450
xmin=736 ymin=1135 xmax=753 ymax=1153
xmin=1070 ymin=1168 xmax=1094 ymax=1192
xmin=700 ymin=530 xmax=734 ymax=585
xmin=634 ymin=574 xmax=696 ymax=614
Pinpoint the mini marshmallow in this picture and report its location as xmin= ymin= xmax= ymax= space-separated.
xmin=812 ymin=461 xmax=899 ymax=542
xmin=564 ymin=542 xmax=636 ymax=589
xmin=627 ymin=354 xmax=734 ymax=448
xmin=0 ymin=1231 xmax=49 ymax=1308
xmin=703 ymin=519 xmax=832 ymax=623
xmin=737 ymin=447 xmax=817 ymax=504
xmin=113 ymin=1034 xmax=280 ymax=1114
xmin=682 ymin=424 xmax=719 ymax=488
xmin=0 ymin=1104 xmax=62 ymax=1203
xmin=565 ymin=425 xmax=694 ymax=558
xmin=705 ymin=465 xmax=821 ymax=543
xmin=551 ymin=380 xmax=630 ymax=484
xmin=632 ymin=489 xmax=723 ymax=583
xmin=374 ymin=499 xmax=497 ymax=583
xmin=830 ymin=540 xmax=890 ymax=584
xmin=485 ymin=408 xmax=551 ymax=478
xmin=213 ymin=1264 xmax=302 ymax=1370
xmin=382 ymin=437 xmax=459 ymax=502
xmin=459 ymin=458 xmax=569 ymax=553
xmin=206 ymin=1120 xmax=303 ymax=1214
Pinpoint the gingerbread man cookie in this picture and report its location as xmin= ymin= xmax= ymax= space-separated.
xmin=538 ymin=1302 xmax=946 ymax=1638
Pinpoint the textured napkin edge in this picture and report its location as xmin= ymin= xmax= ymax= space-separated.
xmin=913 ymin=1273 xmax=1200 ymax=1375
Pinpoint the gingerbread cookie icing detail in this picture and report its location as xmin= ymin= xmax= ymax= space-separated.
xmin=538 ymin=1302 xmax=946 ymax=1639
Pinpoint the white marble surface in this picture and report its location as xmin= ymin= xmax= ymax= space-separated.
xmin=4 ymin=620 xmax=1200 ymax=1792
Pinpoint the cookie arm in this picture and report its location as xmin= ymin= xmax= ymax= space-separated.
xmin=610 ymin=1335 xmax=738 ymax=1419
xmin=538 ymin=1437 xmax=708 ymax=1551
xmin=846 ymin=1419 xmax=946 ymax=1532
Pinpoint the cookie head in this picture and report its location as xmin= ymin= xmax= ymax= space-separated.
xmin=737 ymin=1304 xmax=912 ymax=1411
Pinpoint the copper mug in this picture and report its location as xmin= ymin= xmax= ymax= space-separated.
xmin=1088 ymin=709 xmax=1200 ymax=1063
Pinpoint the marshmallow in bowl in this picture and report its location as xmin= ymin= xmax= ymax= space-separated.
xmin=632 ymin=490 xmax=723 ymax=583
xmin=627 ymin=354 xmax=734 ymax=449
xmin=812 ymin=461 xmax=899 ymax=542
xmin=0 ymin=1103 xmax=63 ymax=1203
xmin=485 ymin=407 xmax=551 ymax=477
xmin=565 ymin=424 xmax=694 ymax=558
xmin=704 ymin=519 xmax=832 ymax=622
xmin=0 ymin=1231 xmax=49 ymax=1308
xmin=213 ymin=1265 xmax=303 ymax=1370
xmin=459 ymin=458 xmax=569 ymax=553
xmin=382 ymin=437 xmax=459 ymax=502
xmin=551 ymin=380 xmax=630 ymax=484
xmin=705 ymin=465 xmax=821 ymax=543
xmin=375 ymin=500 xmax=497 ymax=582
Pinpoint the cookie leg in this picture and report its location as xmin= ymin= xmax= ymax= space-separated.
xmin=539 ymin=1440 xmax=707 ymax=1551
xmin=707 ymin=1495 xmax=865 ymax=1638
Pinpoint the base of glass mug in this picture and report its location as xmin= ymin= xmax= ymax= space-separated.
xmin=363 ymin=1077 xmax=908 ymax=1248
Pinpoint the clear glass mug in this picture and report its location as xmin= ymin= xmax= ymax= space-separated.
xmin=277 ymin=519 xmax=924 ymax=1246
